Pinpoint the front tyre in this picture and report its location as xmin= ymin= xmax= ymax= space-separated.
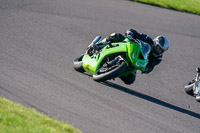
xmin=93 ymin=61 xmax=127 ymax=82
xmin=184 ymin=81 xmax=194 ymax=96
xmin=73 ymin=55 xmax=85 ymax=73
xmin=196 ymin=95 xmax=200 ymax=102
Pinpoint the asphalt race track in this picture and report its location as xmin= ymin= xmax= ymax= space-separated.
xmin=0 ymin=0 xmax=200 ymax=133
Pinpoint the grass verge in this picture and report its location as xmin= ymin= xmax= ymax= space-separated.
xmin=131 ymin=0 xmax=200 ymax=15
xmin=0 ymin=97 xmax=81 ymax=133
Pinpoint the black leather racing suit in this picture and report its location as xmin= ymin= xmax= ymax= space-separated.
xmin=104 ymin=29 xmax=162 ymax=84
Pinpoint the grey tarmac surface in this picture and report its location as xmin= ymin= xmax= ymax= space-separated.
xmin=0 ymin=0 xmax=200 ymax=133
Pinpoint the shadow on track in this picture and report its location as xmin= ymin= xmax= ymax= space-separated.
xmin=101 ymin=81 xmax=200 ymax=119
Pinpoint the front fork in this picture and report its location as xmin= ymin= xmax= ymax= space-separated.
xmin=117 ymin=56 xmax=136 ymax=78
xmin=103 ymin=56 xmax=125 ymax=68
xmin=104 ymin=55 xmax=136 ymax=78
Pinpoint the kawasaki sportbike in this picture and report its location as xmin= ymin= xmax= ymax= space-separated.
xmin=184 ymin=67 xmax=200 ymax=102
xmin=73 ymin=36 xmax=151 ymax=83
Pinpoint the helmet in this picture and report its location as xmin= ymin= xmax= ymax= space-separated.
xmin=153 ymin=35 xmax=169 ymax=56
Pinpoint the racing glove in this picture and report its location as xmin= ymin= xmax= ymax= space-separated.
xmin=142 ymin=66 xmax=153 ymax=74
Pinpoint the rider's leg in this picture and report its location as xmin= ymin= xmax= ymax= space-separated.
xmin=96 ymin=38 xmax=108 ymax=49
xmin=96 ymin=33 xmax=126 ymax=49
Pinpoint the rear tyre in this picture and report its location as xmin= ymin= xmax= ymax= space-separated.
xmin=184 ymin=81 xmax=194 ymax=96
xmin=93 ymin=61 xmax=127 ymax=82
xmin=73 ymin=55 xmax=85 ymax=73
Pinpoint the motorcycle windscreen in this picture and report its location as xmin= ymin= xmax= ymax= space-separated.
xmin=138 ymin=40 xmax=151 ymax=60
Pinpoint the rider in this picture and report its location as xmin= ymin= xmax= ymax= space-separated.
xmin=94 ymin=29 xmax=170 ymax=85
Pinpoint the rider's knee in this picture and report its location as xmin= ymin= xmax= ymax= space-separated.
xmin=120 ymin=73 xmax=136 ymax=85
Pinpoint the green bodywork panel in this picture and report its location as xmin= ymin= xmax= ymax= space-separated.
xmin=82 ymin=43 xmax=127 ymax=74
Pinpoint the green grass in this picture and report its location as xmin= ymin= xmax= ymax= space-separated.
xmin=131 ymin=0 xmax=200 ymax=15
xmin=0 ymin=97 xmax=81 ymax=133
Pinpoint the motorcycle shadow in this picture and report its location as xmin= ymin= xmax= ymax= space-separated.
xmin=101 ymin=81 xmax=200 ymax=119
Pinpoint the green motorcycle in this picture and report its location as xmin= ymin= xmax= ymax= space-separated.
xmin=73 ymin=36 xmax=151 ymax=82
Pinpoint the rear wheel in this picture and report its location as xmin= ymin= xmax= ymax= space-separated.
xmin=73 ymin=55 xmax=85 ymax=73
xmin=93 ymin=59 xmax=127 ymax=82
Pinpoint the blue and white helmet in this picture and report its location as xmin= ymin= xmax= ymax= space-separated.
xmin=153 ymin=35 xmax=170 ymax=56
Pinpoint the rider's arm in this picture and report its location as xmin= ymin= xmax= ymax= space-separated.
xmin=106 ymin=33 xmax=126 ymax=43
xmin=137 ymin=33 xmax=154 ymax=45
xmin=128 ymin=29 xmax=154 ymax=45
xmin=143 ymin=55 xmax=162 ymax=74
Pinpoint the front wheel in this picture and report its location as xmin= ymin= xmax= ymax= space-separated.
xmin=184 ymin=81 xmax=194 ymax=96
xmin=93 ymin=61 xmax=127 ymax=82
xmin=196 ymin=95 xmax=200 ymax=102
xmin=73 ymin=55 xmax=85 ymax=73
